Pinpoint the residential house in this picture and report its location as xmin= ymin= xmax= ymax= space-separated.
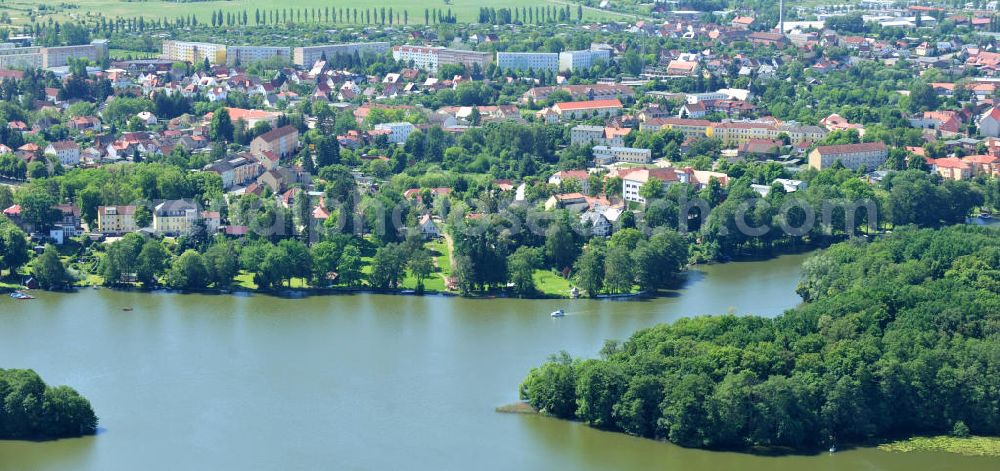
xmin=44 ymin=141 xmax=81 ymax=166
xmin=250 ymin=125 xmax=299 ymax=169
xmin=97 ymin=205 xmax=138 ymax=234
xmin=808 ymin=142 xmax=888 ymax=170
xmin=152 ymin=199 xmax=200 ymax=235
xmin=418 ymin=214 xmax=439 ymax=239
xmin=621 ymin=167 xmax=683 ymax=204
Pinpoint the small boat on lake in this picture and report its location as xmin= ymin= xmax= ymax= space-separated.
xmin=122 ymin=307 xmax=133 ymax=312
xmin=550 ymin=309 xmax=565 ymax=318
xmin=9 ymin=291 xmax=34 ymax=300
xmin=981 ymin=212 xmax=993 ymax=220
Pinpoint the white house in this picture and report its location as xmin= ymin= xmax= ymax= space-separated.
xmin=418 ymin=214 xmax=439 ymax=239
xmin=44 ymin=141 xmax=81 ymax=166
xmin=136 ymin=111 xmax=158 ymax=126
xmin=980 ymin=106 xmax=1000 ymax=138
xmin=580 ymin=210 xmax=612 ymax=237
xmin=374 ymin=122 xmax=416 ymax=144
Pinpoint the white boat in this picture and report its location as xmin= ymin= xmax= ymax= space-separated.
xmin=9 ymin=291 xmax=34 ymax=300
xmin=550 ymin=309 xmax=565 ymax=318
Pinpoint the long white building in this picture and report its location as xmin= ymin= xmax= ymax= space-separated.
xmin=226 ymin=46 xmax=291 ymax=66
xmin=0 ymin=44 xmax=42 ymax=69
xmin=161 ymin=40 xmax=227 ymax=64
xmin=558 ymin=49 xmax=611 ymax=72
xmin=293 ymin=42 xmax=390 ymax=67
xmin=593 ymin=146 xmax=651 ymax=165
xmin=496 ymin=52 xmax=558 ymax=73
xmin=392 ymin=45 xmax=491 ymax=73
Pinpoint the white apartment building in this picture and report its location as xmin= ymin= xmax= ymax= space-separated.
xmin=0 ymin=44 xmax=42 ymax=69
xmin=226 ymin=46 xmax=291 ymax=66
xmin=496 ymin=52 xmax=559 ymax=73
xmin=570 ymin=125 xmax=626 ymax=147
xmin=394 ymin=45 xmax=492 ymax=72
xmin=41 ymin=40 xmax=108 ymax=68
xmin=293 ymin=42 xmax=390 ymax=66
xmin=593 ymin=146 xmax=652 ymax=165
xmin=161 ymin=40 xmax=227 ymax=64
xmin=558 ymin=49 xmax=611 ymax=72
xmin=374 ymin=122 xmax=416 ymax=144
xmin=393 ymin=45 xmax=439 ymax=70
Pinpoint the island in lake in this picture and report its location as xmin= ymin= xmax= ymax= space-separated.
xmin=0 ymin=369 xmax=98 ymax=441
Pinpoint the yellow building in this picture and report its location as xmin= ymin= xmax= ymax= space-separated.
xmin=97 ymin=206 xmax=138 ymax=234
xmin=161 ymin=40 xmax=227 ymax=65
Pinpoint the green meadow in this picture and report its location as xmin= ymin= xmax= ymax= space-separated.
xmin=0 ymin=0 xmax=630 ymax=25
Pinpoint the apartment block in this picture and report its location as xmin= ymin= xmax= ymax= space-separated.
xmin=593 ymin=146 xmax=652 ymax=165
xmin=0 ymin=44 xmax=41 ymax=69
xmin=293 ymin=42 xmax=390 ymax=67
xmin=496 ymin=52 xmax=558 ymax=73
xmin=808 ymin=142 xmax=888 ymax=171
xmin=226 ymin=46 xmax=291 ymax=66
xmin=392 ymin=45 xmax=490 ymax=73
xmin=161 ymin=40 xmax=227 ymax=64
xmin=41 ymin=40 xmax=108 ymax=68
xmin=558 ymin=49 xmax=611 ymax=72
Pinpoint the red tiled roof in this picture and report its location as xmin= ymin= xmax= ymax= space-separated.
xmin=554 ymin=99 xmax=623 ymax=111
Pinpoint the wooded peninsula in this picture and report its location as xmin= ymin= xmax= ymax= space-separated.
xmin=519 ymin=225 xmax=1000 ymax=451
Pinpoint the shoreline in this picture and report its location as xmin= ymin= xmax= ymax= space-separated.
xmin=2 ymin=250 xmax=815 ymax=301
xmin=495 ymin=401 xmax=1000 ymax=458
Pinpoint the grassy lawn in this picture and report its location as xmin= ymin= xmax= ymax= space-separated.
xmin=533 ymin=269 xmax=572 ymax=297
xmin=1 ymin=0 xmax=627 ymax=25
xmin=234 ymin=271 xmax=258 ymax=290
xmin=427 ymin=238 xmax=451 ymax=277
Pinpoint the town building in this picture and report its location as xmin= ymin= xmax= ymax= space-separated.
xmin=293 ymin=42 xmax=390 ymax=67
xmin=558 ymin=49 xmax=611 ymax=72
xmin=0 ymin=44 xmax=42 ymax=69
xmin=808 ymin=142 xmax=889 ymax=170
xmin=373 ymin=122 xmax=416 ymax=144
xmin=570 ymin=125 xmax=629 ymax=147
xmin=549 ymin=99 xmax=623 ymax=121
xmin=392 ymin=45 xmax=491 ymax=72
xmin=226 ymin=46 xmax=291 ymax=66
xmin=41 ymin=40 xmax=108 ymax=68
xmin=593 ymin=146 xmax=652 ymax=165
xmin=161 ymin=40 xmax=227 ymax=64
xmin=204 ymin=155 xmax=264 ymax=189
xmin=496 ymin=52 xmax=559 ymax=73
xmin=97 ymin=205 xmax=138 ymax=234
xmin=979 ymin=106 xmax=1000 ymax=137
xmin=621 ymin=168 xmax=683 ymax=204
xmin=44 ymin=141 xmax=81 ymax=166
xmin=250 ymin=125 xmax=300 ymax=169
xmin=152 ymin=199 xmax=199 ymax=235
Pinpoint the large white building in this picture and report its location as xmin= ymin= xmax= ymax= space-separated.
xmin=161 ymin=40 xmax=227 ymax=64
xmin=392 ymin=45 xmax=491 ymax=73
xmin=593 ymin=146 xmax=651 ymax=165
xmin=558 ymin=49 xmax=611 ymax=72
xmin=374 ymin=122 xmax=416 ymax=144
xmin=0 ymin=43 xmax=42 ymax=69
xmin=496 ymin=52 xmax=559 ymax=73
xmin=293 ymin=42 xmax=390 ymax=67
xmin=226 ymin=46 xmax=291 ymax=66
xmin=42 ymin=40 xmax=108 ymax=68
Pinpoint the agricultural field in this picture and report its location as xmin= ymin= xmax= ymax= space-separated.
xmin=0 ymin=0 xmax=631 ymax=26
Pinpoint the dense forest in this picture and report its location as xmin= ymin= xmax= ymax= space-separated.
xmin=520 ymin=225 xmax=1000 ymax=450
xmin=0 ymin=369 xmax=98 ymax=440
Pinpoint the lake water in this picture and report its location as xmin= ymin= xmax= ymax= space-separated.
xmin=1 ymin=252 xmax=997 ymax=470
